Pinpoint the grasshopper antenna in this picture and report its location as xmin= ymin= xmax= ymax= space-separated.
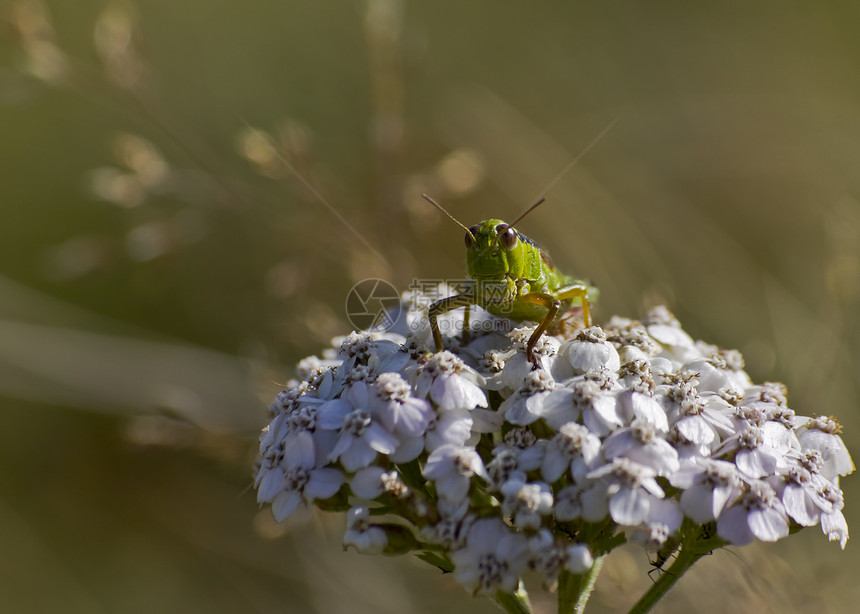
xmin=421 ymin=194 xmax=475 ymax=239
xmin=508 ymin=197 xmax=546 ymax=229
xmin=488 ymin=197 xmax=546 ymax=250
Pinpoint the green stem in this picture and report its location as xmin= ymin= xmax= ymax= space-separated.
xmin=493 ymin=582 xmax=532 ymax=614
xmin=626 ymin=535 xmax=724 ymax=614
xmin=557 ymin=554 xmax=606 ymax=614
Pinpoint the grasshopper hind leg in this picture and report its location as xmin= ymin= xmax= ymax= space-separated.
xmin=556 ymin=283 xmax=592 ymax=328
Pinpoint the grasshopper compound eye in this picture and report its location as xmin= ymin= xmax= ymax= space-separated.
xmin=496 ymin=224 xmax=518 ymax=250
xmin=465 ymin=225 xmax=479 ymax=248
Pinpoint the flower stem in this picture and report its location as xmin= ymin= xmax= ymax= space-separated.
xmin=494 ymin=582 xmax=533 ymax=614
xmin=557 ymin=554 xmax=605 ymax=614
xmin=626 ymin=534 xmax=724 ymax=614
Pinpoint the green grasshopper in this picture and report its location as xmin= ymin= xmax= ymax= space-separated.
xmin=422 ymin=194 xmax=598 ymax=365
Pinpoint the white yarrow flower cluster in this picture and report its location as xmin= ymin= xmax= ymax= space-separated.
xmin=254 ymin=292 xmax=854 ymax=600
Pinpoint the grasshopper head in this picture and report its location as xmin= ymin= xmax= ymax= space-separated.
xmin=418 ymin=194 xmax=537 ymax=282
xmin=465 ymin=218 xmax=523 ymax=279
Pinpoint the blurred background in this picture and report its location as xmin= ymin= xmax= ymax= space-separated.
xmin=0 ymin=1 xmax=858 ymax=612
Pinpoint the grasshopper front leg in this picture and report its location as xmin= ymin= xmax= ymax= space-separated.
xmin=428 ymin=293 xmax=475 ymax=352
xmin=519 ymin=292 xmax=562 ymax=365
xmin=520 ymin=284 xmax=591 ymax=365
